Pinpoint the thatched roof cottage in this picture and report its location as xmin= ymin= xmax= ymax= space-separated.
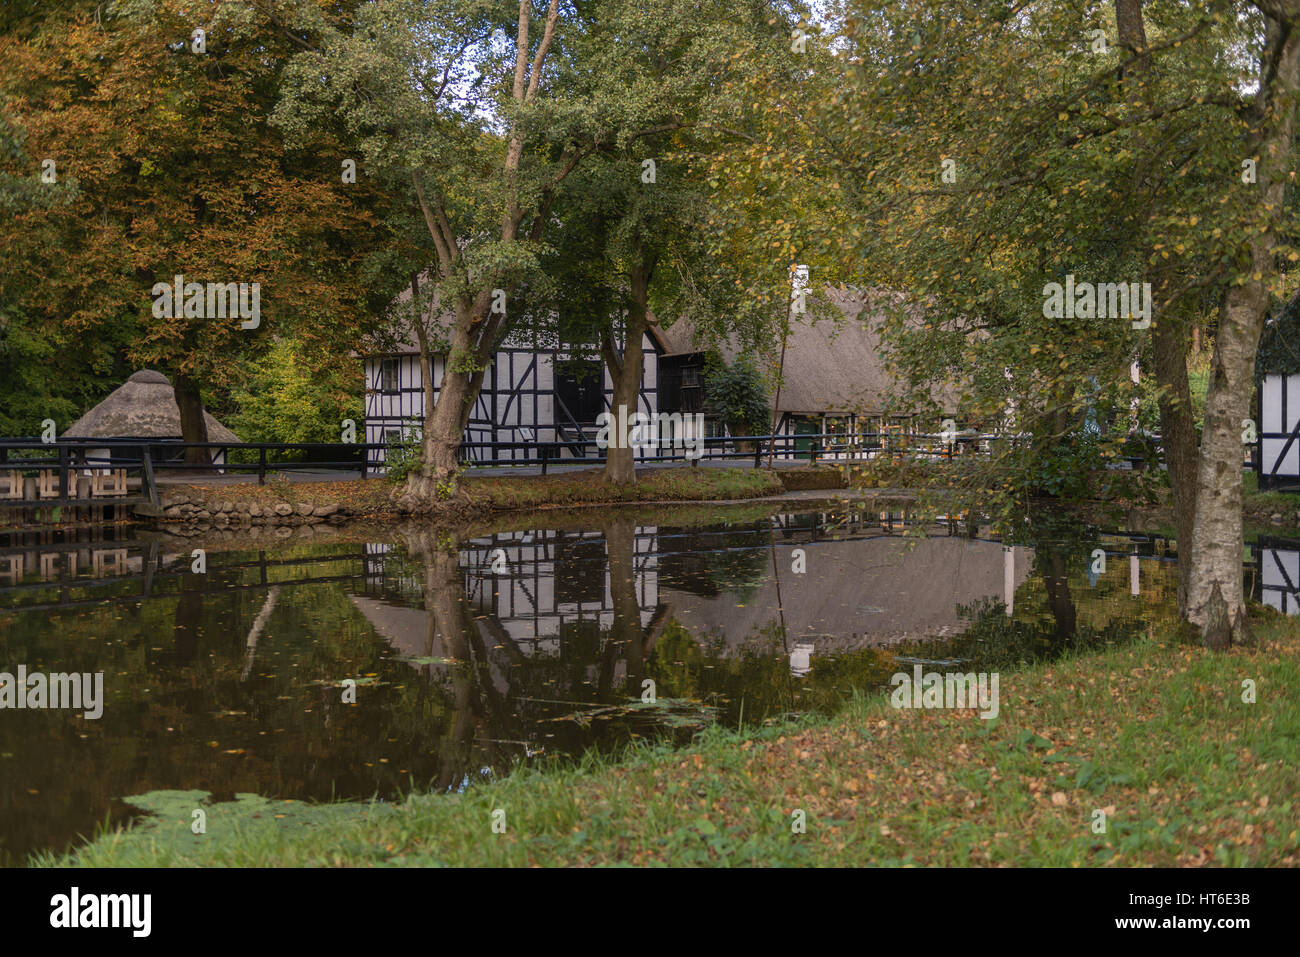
xmin=65 ymin=370 xmax=239 ymax=464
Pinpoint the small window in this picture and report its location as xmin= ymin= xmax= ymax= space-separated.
xmin=824 ymin=416 xmax=850 ymax=437
xmin=381 ymin=359 xmax=400 ymax=394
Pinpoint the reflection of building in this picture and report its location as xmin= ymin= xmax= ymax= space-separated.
xmin=354 ymin=515 xmax=1041 ymax=664
xmin=459 ymin=529 xmax=659 ymax=647
xmin=658 ymin=523 xmax=1034 ymax=651
xmin=0 ymin=542 xmax=138 ymax=587
xmin=1255 ymin=537 xmax=1300 ymax=614
xmin=356 ymin=529 xmax=664 ymax=681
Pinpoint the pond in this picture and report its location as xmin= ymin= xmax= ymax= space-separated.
xmin=0 ymin=505 xmax=1282 ymax=863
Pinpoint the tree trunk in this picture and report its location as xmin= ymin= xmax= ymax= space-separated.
xmin=402 ymin=371 xmax=468 ymax=504
xmin=400 ymin=293 xmax=484 ymax=506
xmin=1116 ymin=0 xmax=1198 ymax=609
xmin=172 ymin=372 xmax=211 ymax=466
xmin=1186 ymin=283 xmax=1269 ymax=648
xmin=1152 ymin=304 xmax=1198 ymax=609
xmin=1185 ymin=12 xmax=1300 ymax=647
xmin=602 ymin=245 xmax=652 ymax=485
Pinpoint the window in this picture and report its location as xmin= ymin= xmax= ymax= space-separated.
xmin=680 ymin=364 xmax=703 ymax=413
xmin=380 ymin=358 xmax=400 ymax=394
xmin=824 ymin=415 xmax=851 ymax=437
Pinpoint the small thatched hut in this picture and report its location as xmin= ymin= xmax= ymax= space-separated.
xmin=65 ymin=370 xmax=239 ymax=465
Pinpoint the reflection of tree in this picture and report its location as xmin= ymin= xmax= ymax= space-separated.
xmin=656 ymin=523 xmax=771 ymax=600
xmin=171 ymin=576 xmax=203 ymax=666
xmin=1040 ymin=550 xmax=1078 ymax=643
xmin=605 ymin=517 xmax=648 ymax=693
xmin=402 ymin=528 xmax=507 ymax=793
xmin=946 ymin=595 xmax=1143 ymax=673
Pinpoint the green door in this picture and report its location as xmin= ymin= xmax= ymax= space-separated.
xmin=792 ymin=416 xmax=819 ymax=459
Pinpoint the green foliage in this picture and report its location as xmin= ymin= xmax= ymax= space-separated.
xmin=704 ymin=356 xmax=771 ymax=435
xmin=223 ymin=339 xmax=362 ymax=454
xmin=383 ymin=430 xmax=423 ymax=486
xmin=0 ymin=0 xmax=397 ymax=444
xmin=998 ymin=429 xmax=1160 ymax=516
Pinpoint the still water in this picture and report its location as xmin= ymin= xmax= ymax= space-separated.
xmin=0 ymin=505 xmax=1280 ymax=863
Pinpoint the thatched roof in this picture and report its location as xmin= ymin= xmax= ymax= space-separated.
xmin=659 ymin=286 xmax=960 ymax=416
xmin=64 ymin=370 xmax=240 ymax=442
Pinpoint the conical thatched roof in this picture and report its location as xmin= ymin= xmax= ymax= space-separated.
xmin=64 ymin=370 xmax=240 ymax=442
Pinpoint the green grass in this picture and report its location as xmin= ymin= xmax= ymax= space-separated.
xmin=1242 ymin=469 xmax=1300 ymax=516
xmin=43 ymin=614 xmax=1300 ymax=867
xmin=460 ymin=466 xmax=785 ymax=509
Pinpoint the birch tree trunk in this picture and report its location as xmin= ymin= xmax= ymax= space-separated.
xmin=1185 ymin=8 xmax=1300 ymax=647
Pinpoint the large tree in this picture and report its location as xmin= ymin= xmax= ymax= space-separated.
xmin=274 ymin=0 xmax=588 ymax=500
xmin=719 ymin=0 xmax=1298 ymax=646
xmin=0 ymin=0 xmax=391 ymax=456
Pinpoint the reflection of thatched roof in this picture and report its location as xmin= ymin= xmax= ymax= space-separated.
xmin=64 ymin=370 xmax=240 ymax=442
xmin=658 ymin=286 xmax=959 ymax=416
xmin=662 ymin=536 xmax=1033 ymax=650
xmin=349 ymin=594 xmax=434 ymax=660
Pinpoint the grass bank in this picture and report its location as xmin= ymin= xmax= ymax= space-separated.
xmin=459 ymin=465 xmax=785 ymax=509
xmin=156 ymin=466 xmax=795 ymax=523
xmin=48 ymin=615 xmax=1300 ymax=867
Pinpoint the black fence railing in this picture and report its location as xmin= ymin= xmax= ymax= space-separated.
xmin=440 ymin=429 xmax=1038 ymax=472
xmin=0 ymin=426 xmax=1172 ymax=507
xmin=0 ymin=438 xmax=376 ymax=518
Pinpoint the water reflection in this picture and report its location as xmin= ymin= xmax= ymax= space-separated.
xmin=0 ymin=508 xmax=1207 ymax=863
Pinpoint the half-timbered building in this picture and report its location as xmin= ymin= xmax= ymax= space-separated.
xmin=362 ymin=323 xmax=672 ymax=471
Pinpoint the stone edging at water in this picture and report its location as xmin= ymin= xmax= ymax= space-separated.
xmin=155 ymin=492 xmax=354 ymax=534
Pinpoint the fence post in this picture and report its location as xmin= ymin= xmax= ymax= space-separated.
xmin=258 ymin=447 xmax=266 ymax=485
xmin=58 ymin=443 xmax=69 ymax=501
xmin=753 ymin=440 xmax=762 ymax=469
xmin=142 ymin=446 xmax=159 ymax=507
xmin=540 ymin=446 xmax=549 ymax=476
xmin=810 ymin=441 xmax=819 ymax=466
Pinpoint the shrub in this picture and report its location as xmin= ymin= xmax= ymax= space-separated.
xmin=703 ymin=356 xmax=770 ymax=436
